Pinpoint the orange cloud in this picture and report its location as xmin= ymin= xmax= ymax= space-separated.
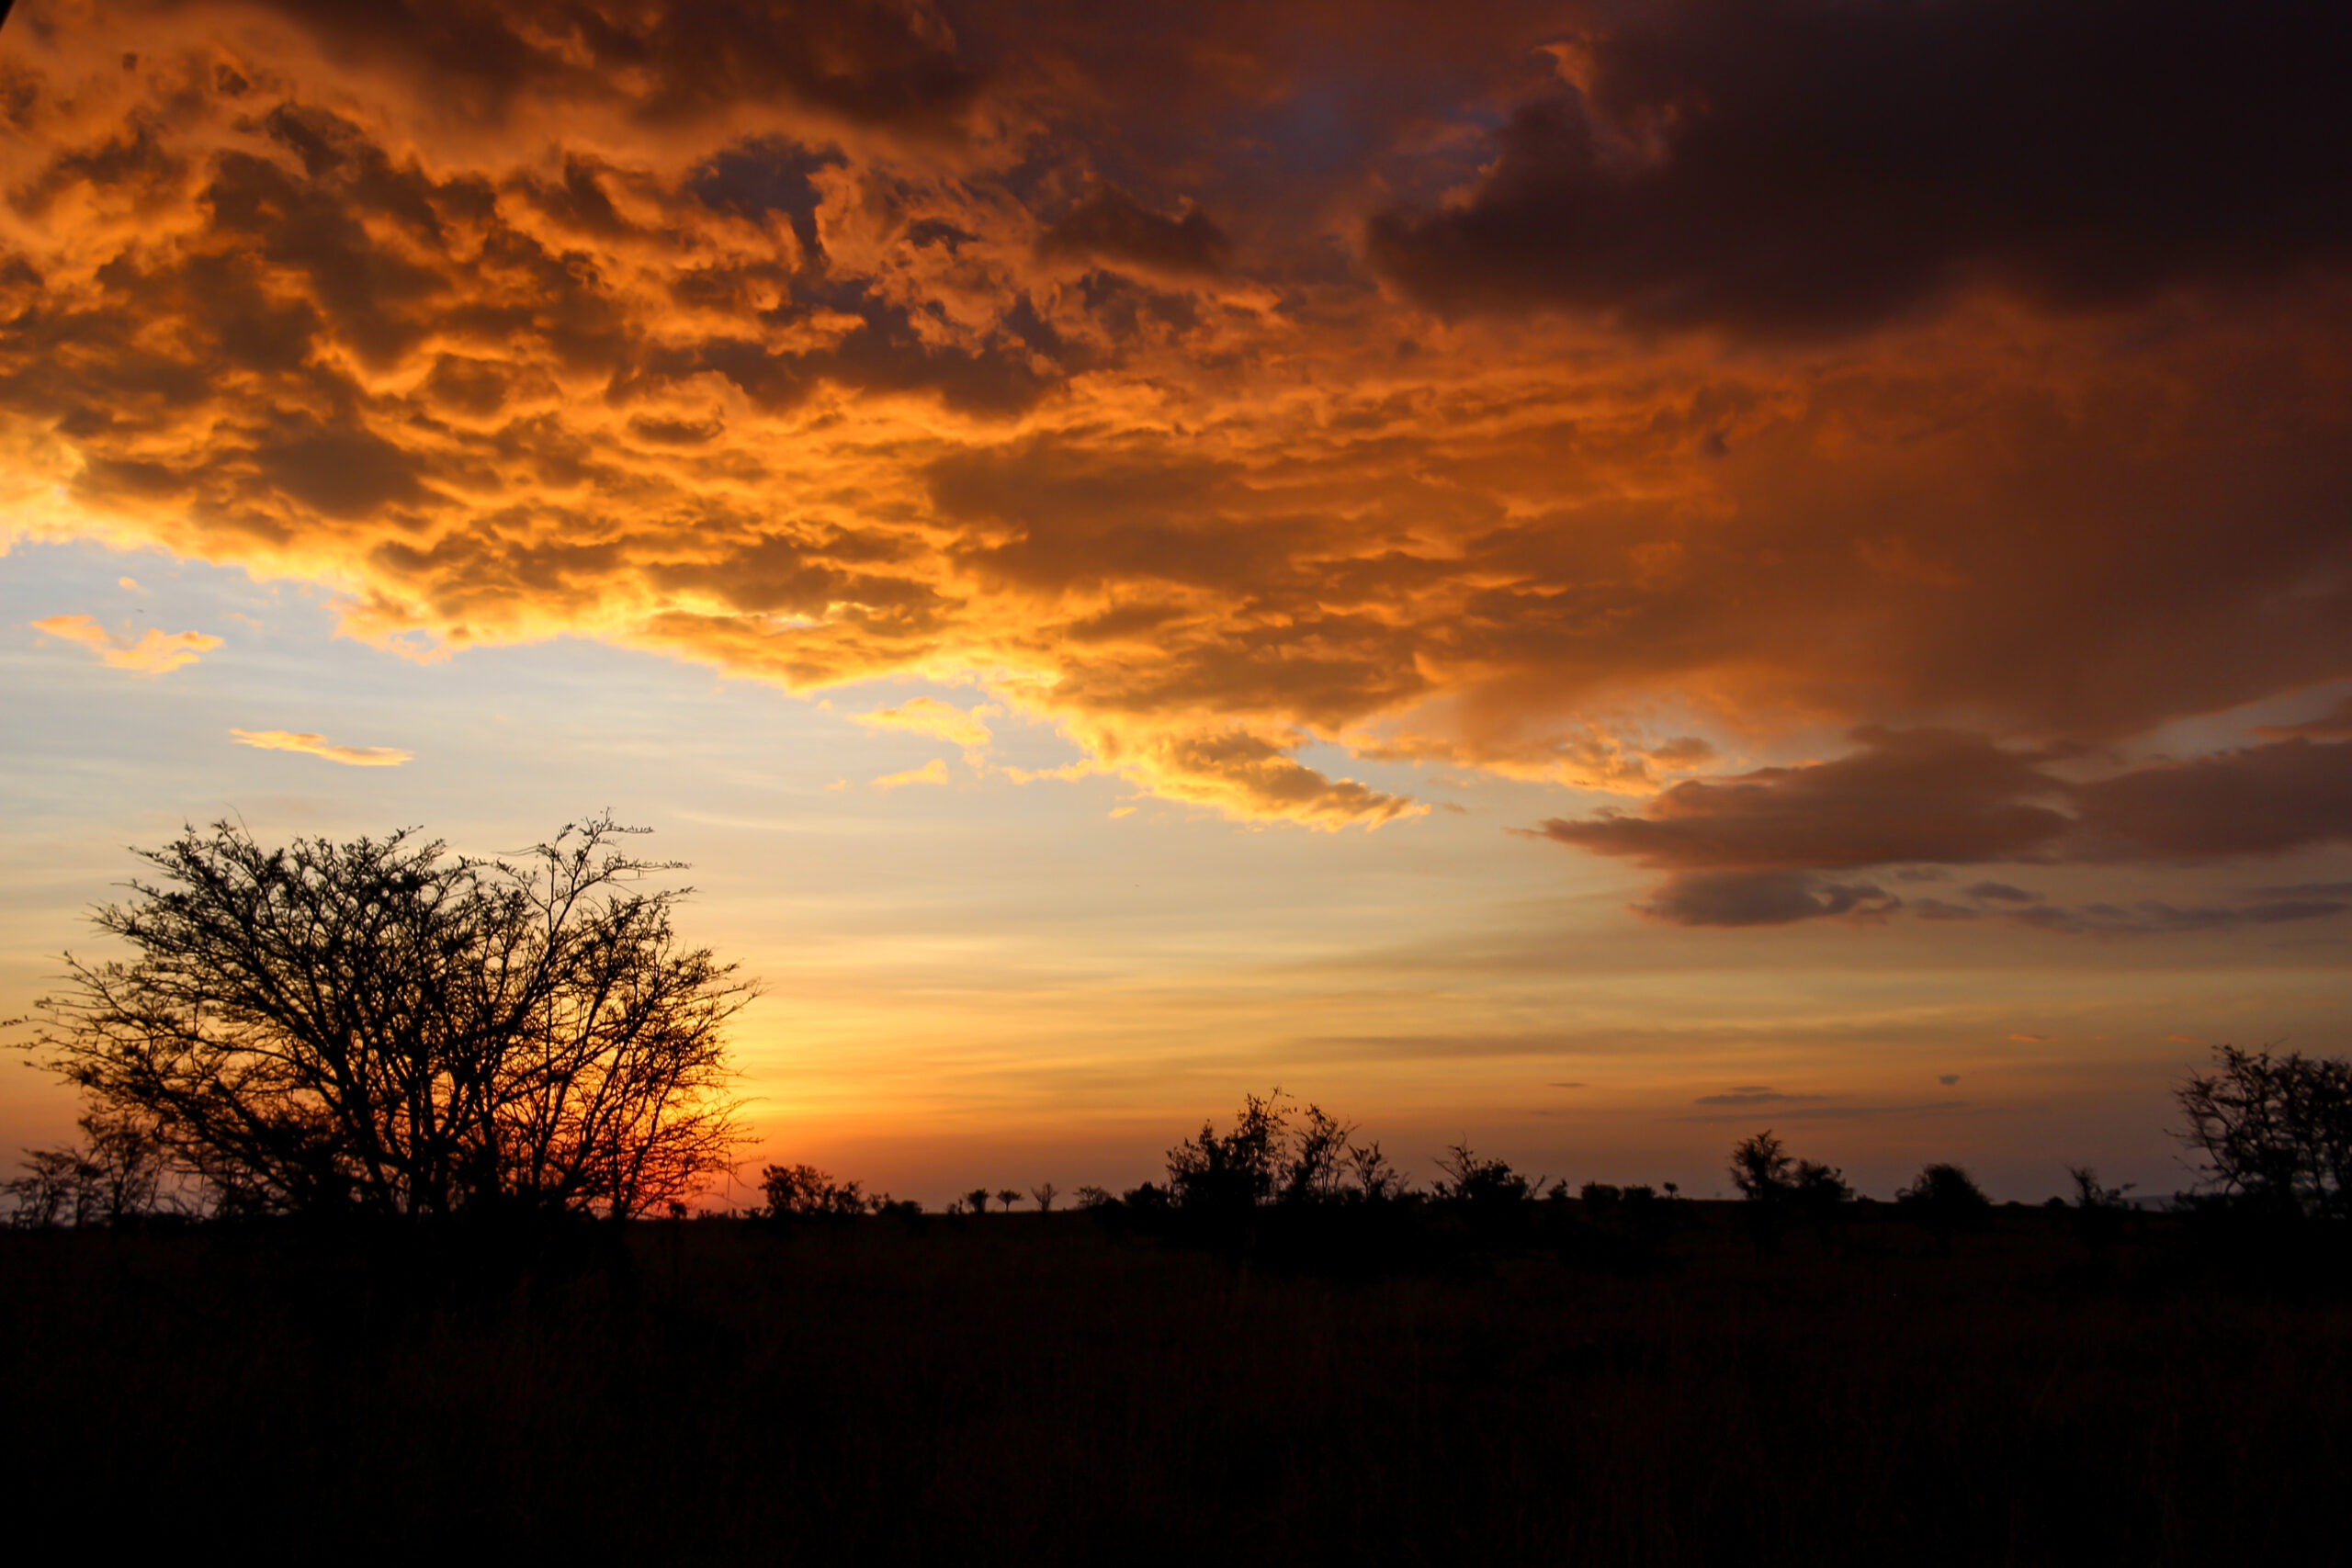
xmin=873 ymin=757 xmax=951 ymax=790
xmin=854 ymin=696 xmax=996 ymax=757
xmin=0 ymin=1 xmax=2346 ymax=867
xmin=32 ymin=614 xmax=220 ymax=673
xmin=229 ymin=728 xmax=412 ymax=766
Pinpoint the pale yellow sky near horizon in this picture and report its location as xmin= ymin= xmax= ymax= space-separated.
xmin=6 ymin=539 xmax=2344 ymax=1205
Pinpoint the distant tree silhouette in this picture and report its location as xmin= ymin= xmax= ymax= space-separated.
xmin=1729 ymin=1131 xmax=1806 ymax=1257
xmin=1281 ymin=1105 xmax=1353 ymax=1202
xmin=966 ymin=1187 xmax=993 ymax=1216
xmin=1344 ymin=1139 xmax=1405 ymax=1202
xmin=1074 ymin=1185 xmax=1115 ymax=1210
xmin=997 ymin=1189 xmax=1022 ymax=1213
xmin=1121 ymin=1180 xmax=1171 ymax=1211
xmin=868 ymin=1194 xmax=923 ymax=1226
xmin=1167 ymin=1091 xmax=1288 ymax=1212
xmin=762 ymin=1163 xmax=865 ymax=1220
xmin=4 ymin=1110 xmax=171 ymax=1227
xmin=16 ymin=816 xmax=748 ymax=1224
xmin=1729 ymin=1131 xmax=1795 ymax=1202
xmin=1898 ymin=1163 xmax=1992 ymax=1251
xmin=1031 ymin=1182 xmax=1057 ymax=1213
xmin=6 ymin=1146 xmax=91 ymax=1228
xmin=2177 ymin=1044 xmax=2352 ymax=1219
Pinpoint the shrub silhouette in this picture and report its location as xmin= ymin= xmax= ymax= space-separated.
xmin=1791 ymin=1159 xmax=1855 ymax=1248
xmin=1343 ymin=1139 xmax=1406 ymax=1202
xmin=1431 ymin=1142 xmax=1531 ymax=1205
xmin=1898 ymin=1163 xmax=1993 ymax=1251
xmin=1165 ymin=1090 xmax=1363 ymax=1213
xmin=17 ymin=816 xmax=749 ymax=1224
xmin=2066 ymin=1165 xmax=2136 ymax=1252
xmin=761 ymin=1163 xmax=865 ymax=1221
xmin=1166 ymin=1091 xmax=1289 ymax=1213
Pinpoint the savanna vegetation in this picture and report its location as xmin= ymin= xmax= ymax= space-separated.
xmin=6 ymin=822 xmax=2351 ymax=1562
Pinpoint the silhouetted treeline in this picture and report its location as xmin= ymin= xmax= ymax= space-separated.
xmin=16 ymin=1047 xmax=2352 ymax=1279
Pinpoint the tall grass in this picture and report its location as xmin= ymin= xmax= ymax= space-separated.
xmin=3 ymin=1206 xmax=2342 ymax=1563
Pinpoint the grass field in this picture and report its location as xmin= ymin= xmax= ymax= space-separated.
xmin=4 ymin=1203 xmax=2344 ymax=1564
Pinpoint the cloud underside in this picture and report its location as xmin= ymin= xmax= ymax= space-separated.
xmin=229 ymin=728 xmax=412 ymax=765
xmin=0 ymin=2 xmax=2346 ymax=874
xmin=1540 ymin=728 xmax=2352 ymax=927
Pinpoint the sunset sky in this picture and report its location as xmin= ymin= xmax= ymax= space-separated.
xmin=5 ymin=0 xmax=2350 ymax=1205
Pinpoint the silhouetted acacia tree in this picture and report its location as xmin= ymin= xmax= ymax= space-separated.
xmin=1729 ymin=1131 xmax=1795 ymax=1202
xmin=997 ymin=1189 xmax=1022 ymax=1213
xmin=966 ymin=1187 xmax=993 ymax=1216
xmin=17 ymin=817 xmax=750 ymax=1223
xmin=1031 ymin=1182 xmax=1057 ymax=1213
xmin=2177 ymin=1044 xmax=2352 ymax=1219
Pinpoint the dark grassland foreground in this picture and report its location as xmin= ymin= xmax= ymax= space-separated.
xmin=5 ymin=1208 xmax=2345 ymax=1566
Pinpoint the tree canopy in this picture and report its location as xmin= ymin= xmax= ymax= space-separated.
xmin=2177 ymin=1044 xmax=2352 ymax=1219
xmin=19 ymin=815 xmax=750 ymax=1224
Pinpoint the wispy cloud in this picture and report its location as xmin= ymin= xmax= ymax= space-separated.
xmin=874 ymin=758 xmax=951 ymax=790
xmin=1678 ymin=1099 xmax=1977 ymax=1123
xmin=854 ymin=697 xmax=998 ymax=761
xmin=33 ymin=614 xmax=220 ymax=674
xmin=1693 ymin=1086 xmax=1826 ymax=1107
xmin=229 ymin=728 xmax=412 ymax=767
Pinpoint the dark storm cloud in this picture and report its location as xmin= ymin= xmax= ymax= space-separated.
xmin=1541 ymin=731 xmax=2352 ymax=926
xmin=1544 ymin=729 xmax=2071 ymax=873
xmin=1369 ymin=0 xmax=2352 ymax=336
xmin=1038 ymin=188 xmax=1231 ymax=277
xmin=142 ymin=0 xmax=982 ymax=130
xmin=688 ymin=137 xmax=844 ymax=264
xmin=1639 ymin=873 xmax=1898 ymax=929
